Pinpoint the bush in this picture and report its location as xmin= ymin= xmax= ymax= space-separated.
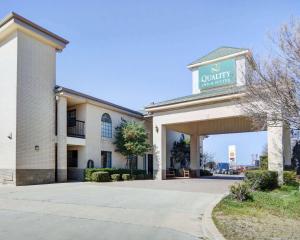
xmin=111 ymin=174 xmax=121 ymax=181
xmin=84 ymin=168 xmax=146 ymax=181
xmin=136 ymin=174 xmax=145 ymax=180
xmin=245 ymin=170 xmax=278 ymax=191
xmin=284 ymin=165 xmax=295 ymax=171
xmin=91 ymin=172 xmax=110 ymax=182
xmin=230 ymin=182 xmax=252 ymax=201
xmin=144 ymin=174 xmax=153 ymax=180
xmin=283 ymin=171 xmax=298 ymax=186
xmin=200 ymin=169 xmax=213 ymax=176
xmin=260 ymin=155 xmax=268 ymax=170
xmin=131 ymin=174 xmax=137 ymax=180
xmin=122 ymin=174 xmax=131 ymax=181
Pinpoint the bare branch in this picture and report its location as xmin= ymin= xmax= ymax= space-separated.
xmin=240 ymin=18 xmax=300 ymax=130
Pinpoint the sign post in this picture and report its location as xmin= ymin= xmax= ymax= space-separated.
xmin=228 ymin=145 xmax=237 ymax=170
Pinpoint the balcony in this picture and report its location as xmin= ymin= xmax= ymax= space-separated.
xmin=67 ymin=120 xmax=85 ymax=138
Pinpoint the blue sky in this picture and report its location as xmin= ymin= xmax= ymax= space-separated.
xmin=1 ymin=1 xmax=299 ymax=164
xmin=203 ymin=132 xmax=267 ymax=166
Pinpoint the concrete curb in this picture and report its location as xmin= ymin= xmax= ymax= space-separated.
xmin=202 ymin=194 xmax=226 ymax=240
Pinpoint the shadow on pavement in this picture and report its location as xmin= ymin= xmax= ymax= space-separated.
xmin=200 ymin=175 xmax=244 ymax=180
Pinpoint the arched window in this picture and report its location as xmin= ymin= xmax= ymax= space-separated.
xmin=101 ymin=113 xmax=112 ymax=138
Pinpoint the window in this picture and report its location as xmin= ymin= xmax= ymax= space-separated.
xmin=147 ymin=154 xmax=153 ymax=175
xmin=101 ymin=151 xmax=112 ymax=168
xmin=101 ymin=113 xmax=112 ymax=138
xmin=143 ymin=155 xmax=147 ymax=171
xmin=67 ymin=110 xmax=76 ymax=127
xmin=67 ymin=150 xmax=78 ymax=168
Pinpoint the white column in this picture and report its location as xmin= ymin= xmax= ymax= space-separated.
xmin=57 ymin=96 xmax=67 ymax=182
xmin=190 ymin=134 xmax=200 ymax=177
xmin=153 ymin=122 xmax=166 ymax=180
xmin=267 ymin=121 xmax=285 ymax=184
xmin=283 ymin=126 xmax=292 ymax=166
xmin=199 ymin=136 xmax=204 ymax=169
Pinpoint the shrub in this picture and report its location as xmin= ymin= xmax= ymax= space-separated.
xmin=284 ymin=165 xmax=295 ymax=171
xmin=144 ymin=174 xmax=153 ymax=180
xmin=260 ymin=155 xmax=268 ymax=170
xmin=283 ymin=171 xmax=298 ymax=186
xmin=230 ymin=182 xmax=252 ymax=201
xmin=200 ymin=169 xmax=213 ymax=176
xmin=131 ymin=174 xmax=137 ymax=180
xmin=84 ymin=168 xmax=146 ymax=181
xmin=136 ymin=174 xmax=145 ymax=180
xmin=91 ymin=172 xmax=110 ymax=182
xmin=245 ymin=170 xmax=278 ymax=191
xmin=111 ymin=174 xmax=121 ymax=181
xmin=122 ymin=174 xmax=131 ymax=181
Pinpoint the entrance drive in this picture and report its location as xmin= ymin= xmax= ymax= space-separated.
xmin=0 ymin=178 xmax=239 ymax=240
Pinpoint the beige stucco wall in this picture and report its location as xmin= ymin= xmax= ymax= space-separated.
xmin=57 ymin=96 xmax=67 ymax=182
xmin=0 ymin=29 xmax=58 ymax=184
xmin=67 ymin=102 xmax=152 ymax=171
xmin=16 ymin=31 xmax=56 ymax=170
xmin=268 ymin=122 xmax=292 ymax=184
xmin=152 ymin=101 xmax=244 ymax=127
xmin=0 ymin=32 xmax=18 ymax=182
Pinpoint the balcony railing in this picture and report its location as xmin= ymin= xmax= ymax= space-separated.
xmin=67 ymin=120 xmax=85 ymax=138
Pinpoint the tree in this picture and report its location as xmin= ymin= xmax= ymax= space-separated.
xmin=260 ymin=144 xmax=268 ymax=170
xmin=205 ymin=161 xmax=216 ymax=170
xmin=114 ymin=119 xmax=151 ymax=175
xmin=170 ymin=134 xmax=190 ymax=168
xmin=260 ymin=156 xmax=268 ymax=170
xmin=201 ymin=152 xmax=215 ymax=169
xmin=292 ymin=140 xmax=300 ymax=175
xmin=241 ymin=19 xmax=300 ymax=130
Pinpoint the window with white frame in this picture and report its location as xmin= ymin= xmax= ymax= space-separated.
xmin=101 ymin=113 xmax=112 ymax=138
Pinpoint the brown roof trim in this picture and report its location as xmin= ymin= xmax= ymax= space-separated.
xmin=55 ymin=86 xmax=144 ymax=118
xmin=0 ymin=12 xmax=69 ymax=45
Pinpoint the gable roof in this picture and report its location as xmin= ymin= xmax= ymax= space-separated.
xmin=0 ymin=12 xmax=69 ymax=49
xmin=187 ymin=47 xmax=249 ymax=67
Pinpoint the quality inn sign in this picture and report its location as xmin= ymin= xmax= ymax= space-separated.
xmin=198 ymin=59 xmax=236 ymax=90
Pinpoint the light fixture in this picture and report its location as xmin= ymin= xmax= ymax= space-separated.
xmin=155 ymin=125 xmax=159 ymax=133
xmin=7 ymin=133 xmax=12 ymax=140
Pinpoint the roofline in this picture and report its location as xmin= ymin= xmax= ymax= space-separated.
xmin=145 ymin=91 xmax=245 ymax=112
xmin=187 ymin=50 xmax=250 ymax=69
xmin=55 ymin=86 xmax=144 ymax=118
xmin=0 ymin=12 xmax=69 ymax=45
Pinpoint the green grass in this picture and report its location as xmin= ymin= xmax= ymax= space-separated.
xmin=213 ymin=185 xmax=300 ymax=240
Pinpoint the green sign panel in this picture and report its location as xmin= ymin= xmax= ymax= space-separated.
xmin=198 ymin=59 xmax=236 ymax=90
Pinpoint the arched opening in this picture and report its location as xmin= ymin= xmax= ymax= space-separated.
xmin=101 ymin=113 xmax=112 ymax=138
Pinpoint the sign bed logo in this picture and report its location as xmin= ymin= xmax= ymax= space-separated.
xmin=198 ymin=59 xmax=236 ymax=90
